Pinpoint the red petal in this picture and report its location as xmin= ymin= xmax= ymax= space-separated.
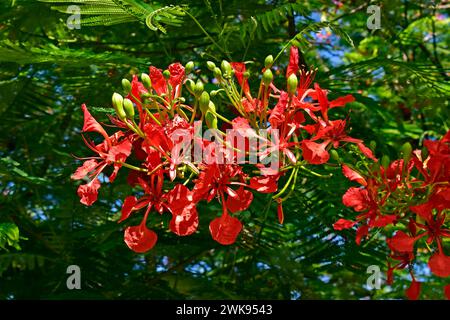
xmin=226 ymin=188 xmax=253 ymax=213
xmin=77 ymin=178 xmax=101 ymax=206
xmin=124 ymin=224 xmax=157 ymax=253
xmin=230 ymin=62 xmax=250 ymax=94
xmin=444 ymin=284 xmax=450 ymax=300
xmin=71 ymin=159 xmax=99 ymax=180
xmin=329 ymin=95 xmax=355 ymax=108
xmin=370 ymin=214 xmax=397 ymax=227
xmin=127 ymin=75 xmax=147 ymax=107
xmin=165 ymin=184 xmax=193 ymax=214
xmin=386 ymin=231 xmax=415 ymax=253
xmin=342 ymin=165 xmax=367 ymax=186
xmin=169 ymin=203 xmax=199 ymax=236
xmin=149 ymin=66 xmax=167 ymax=95
xmin=81 ymin=104 xmax=109 ymax=139
xmin=268 ymin=92 xmax=288 ymax=128
xmin=249 ymin=175 xmax=278 ymax=193
xmin=301 ymin=140 xmax=330 ymax=164
xmin=342 ymin=187 xmax=370 ymax=212
xmin=119 ymin=196 xmax=137 ymax=223
xmin=356 ymin=142 xmax=377 ymax=161
xmin=405 ymin=280 xmax=421 ymax=300
xmin=355 ymin=225 xmax=369 ymax=245
xmin=333 ymin=218 xmax=357 ymax=230
xmin=410 ymin=202 xmax=433 ymax=221
xmin=286 ymin=46 xmax=299 ymax=77
xmin=209 ymin=214 xmax=242 ymax=245
xmin=428 ymin=253 xmax=450 ymax=278
xmin=277 ymin=201 xmax=284 ymax=224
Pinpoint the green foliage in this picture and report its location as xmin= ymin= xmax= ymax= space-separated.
xmin=39 ymin=0 xmax=186 ymax=32
xmin=0 ymin=223 xmax=23 ymax=251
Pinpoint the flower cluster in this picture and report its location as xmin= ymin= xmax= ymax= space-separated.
xmin=334 ymin=131 xmax=450 ymax=299
xmin=72 ymin=46 xmax=375 ymax=254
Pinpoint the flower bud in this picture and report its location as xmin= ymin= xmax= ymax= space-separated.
xmin=205 ymin=110 xmax=217 ymax=129
xmin=163 ymin=70 xmax=171 ymax=79
xmin=122 ymin=78 xmax=132 ymax=93
xmin=221 ymin=60 xmax=232 ymax=76
xmin=262 ymin=69 xmax=273 ymax=86
xmin=243 ymin=71 xmax=250 ymax=79
xmin=185 ymin=79 xmax=195 ymax=92
xmin=123 ymin=98 xmax=135 ymax=119
xmin=112 ymin=93 xmax=126 ymax=120
xmin=329 ymin=149 xmax=339 ymax=161
xmin=213 ymin=67 xmax=222 ymax=80
xmin=287 ymin=73 xmax=298 ymax=95
xmin=206 ymin=61 xmax=216 ymax=71
xmin=185 ymin=61 xmax=195 ymax=74
xmin=194 ymin=80 xmax=204 ymax=96
xmin=199 ymin=91 xmax=210 ymax=114
xmin=264 ymin=55 xmax=274 ymax=68
xmin=178 ymin=97 xmax=186 ymax=103
xmin=141 ymin=73 xmax=151 ymax=90
xmin=381 ymin=155 xmax=390 ymax=169
xmin=400 ymin=142 xmax=412 ymax=163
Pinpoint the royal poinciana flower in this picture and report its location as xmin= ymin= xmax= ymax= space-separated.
xmin=334 ymin=131 xmax=450 ymax=299
xmin=72 ymin=47 xmax=383 ymax=273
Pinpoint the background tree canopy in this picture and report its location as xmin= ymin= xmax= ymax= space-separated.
xmin=0 ymin=0 xmax=448 ymax=299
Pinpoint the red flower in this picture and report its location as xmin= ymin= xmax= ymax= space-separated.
xmin=72 ymin=105 xmax=132 ymax=206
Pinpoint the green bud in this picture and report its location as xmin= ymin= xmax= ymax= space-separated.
xmin=287 ymin=74 xmax=298 ymax=95
xmin=243 ymin=71 xmax=250 ymax=79
xmin=194 ymin=80 xmax=204 ymax=96
xmin=112 ymin=93 xmax=126 ymax=120
xmin=122 ymin=78 xmax=132 ymax=93
xmin=221 ymin=60 xmax=232 ymax=76
xmin=205 ymin=110 xmax=217 ymax=129
xmin=213 ymin=67 xmax=222 ymax=80
xmin=262 ymin=69 xmax=273 ymax=86
xmin=381 ymin=155 xmax=390 ymax=169
xmin=400 ymin=142 xmax=412 ymax=163
xmin=123 ymin=98 xmax=135 ymax=119
xmin=210 ymin=90 xmax=219 ymax=97
xmin=329 ymin=149 xmax=340 ymax=161
xmin=185 ymin=61 xmax=195 ymax=74
xmin=206 ymin=61 xmax=216 ymax=71
xmin=185 ymin=79 xmax=195 ymax=92
xmin=163 ymin=70 xmax=171 ymax=79
xmin=141 ymin=73 xmax=151 ymax=90
xmin=178 ymin=97 xmax=186 ymax=103
xmin=264 ymin=55 xmax=274 ymax=68
xmin=199 ymin=91 xmax=210 ymax=114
